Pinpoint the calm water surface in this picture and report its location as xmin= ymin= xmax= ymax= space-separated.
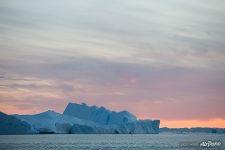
xmin=0 ymin=133 xmax=224 ymax=150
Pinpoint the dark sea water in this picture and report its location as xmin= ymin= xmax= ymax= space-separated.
xmin=0 ymin=133 xmax=224 ymax=150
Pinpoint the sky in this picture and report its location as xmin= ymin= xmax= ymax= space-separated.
xmin=0 ymin=0 xmax=225 ymax=128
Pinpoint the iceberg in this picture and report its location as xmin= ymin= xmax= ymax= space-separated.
xmin=14 ymin=110 xmax=96 ymax=134
xmin=0 ymin=112 xmax=35 ymax=135
xmin=64 ymin=102 xmax=160 ymax=134
xmin=0 ymin=102 xmax=160 ymax=134
xmin=123 ymin=120 xmax=160 ymax=134
xmin=63 ymin=102 xmax=137 ymax=125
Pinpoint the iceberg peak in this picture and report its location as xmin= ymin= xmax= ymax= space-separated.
xmin=63 ymin=102 xmax=137 ymax=125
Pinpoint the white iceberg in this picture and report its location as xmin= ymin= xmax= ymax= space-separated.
xmin=63 ymin=102 xmax=137 ymax=125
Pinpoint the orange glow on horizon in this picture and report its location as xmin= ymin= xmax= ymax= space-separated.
xmin=137 ymin=114 xmax=225 ymax=128
xmin=160 ymin=119 xmax=225 ymax=128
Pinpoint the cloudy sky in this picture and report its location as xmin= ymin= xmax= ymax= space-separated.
xmin=0 ymin=0 xmax=225 ymax=127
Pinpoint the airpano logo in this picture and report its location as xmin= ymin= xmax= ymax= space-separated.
xmin=199 ymin=140 xmax=222 ymax=148
xmin=179 ymin=140 xmax=222 ymax=149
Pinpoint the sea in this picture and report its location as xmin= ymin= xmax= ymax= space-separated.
xmin=0 ymin=133 xmax=224 ymax=150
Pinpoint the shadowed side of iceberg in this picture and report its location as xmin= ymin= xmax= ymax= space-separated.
xmin=123 ymin=120 xmax=160 ymax=134
xmin=0 ymin=112 xmax=36 ymax=135
xmin=70 ymin=124 xmax=114 ymax=134
xmin=69 ymin=120 xmax=160 ymax=134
